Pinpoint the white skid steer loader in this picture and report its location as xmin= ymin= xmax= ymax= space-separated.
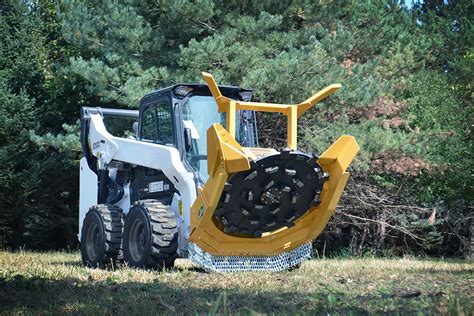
xmin=79 ymin=72 xmax=359 ymax=272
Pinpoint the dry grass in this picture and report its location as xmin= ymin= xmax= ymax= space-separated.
xmin=0 ymin=251 xmax=472 ymax=315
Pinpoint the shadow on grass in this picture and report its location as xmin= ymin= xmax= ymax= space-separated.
xmin=49 ymin=260 xmax=210 ymax=274
xmin=0 ymin=274 xmax=371 ymax=315
xmin=1 ymin=257 xmax=471 ymax=315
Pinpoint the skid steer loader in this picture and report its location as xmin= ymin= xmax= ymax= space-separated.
xmin=79 ymin=72 xmax=359 ymax=272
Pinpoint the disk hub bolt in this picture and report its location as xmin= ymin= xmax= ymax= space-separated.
xmin=261 ymin=187 xmax=281 ymax=205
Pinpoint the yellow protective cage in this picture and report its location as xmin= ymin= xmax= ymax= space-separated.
xmin=189 ymin=72 xmax=359 ymax=256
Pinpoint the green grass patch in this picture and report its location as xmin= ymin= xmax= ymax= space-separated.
xmin=0 ymin=251 xmax=472 ymax=314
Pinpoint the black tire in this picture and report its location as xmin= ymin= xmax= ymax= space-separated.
xmin=123 ymin=200 xmax=178 ymax=269
xmin=80 ymin=204 xmax=123 ymax=268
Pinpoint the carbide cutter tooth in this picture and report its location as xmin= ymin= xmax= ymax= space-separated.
xmin=285 ymin=169 xmax=296 ymax=176
xmin=224 ymin=183 xmax=232 ymax=192
xmin=241 ymin=208 xmax=250 ymax=216
xmin=265 ymin=166 xmax=279 ymax=174
xmin=270 ymin=207 xmax=280 ymax=214
xmin=292 ymin=178 xmax=304 ymax=188
xmin=282 ymin=186 xmax=291 ymax=193
xmin=247 ymin=191 xmax=253 ymax=201
xmin=221 ymin=217 xmax=229 ymax=225
xmin=225 ymin=225 xmax=237 ymax=233
xmin=280 ymin=150 xmax=291 ymax=160
xmin=245 ymin=171 xmax=258 ymax=181
xmin=224 ymin=193 xmax=231 ymax=203
xmin=291 ymin=193 xmax=299 ymax=204
xmin=309 ymin=191 xmax=322 ymax=207
xmin=264 ymin=180 xmax=275 ymax=190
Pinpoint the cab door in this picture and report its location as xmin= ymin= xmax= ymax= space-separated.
xmin=132 ymin=95 xmax=177 ymax=204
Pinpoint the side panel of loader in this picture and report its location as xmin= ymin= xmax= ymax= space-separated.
xmin=78 ymin=157 xmax=98 ymax=240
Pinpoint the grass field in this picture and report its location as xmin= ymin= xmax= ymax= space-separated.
xmin=0 ymin=251 xmax=472 ymax=315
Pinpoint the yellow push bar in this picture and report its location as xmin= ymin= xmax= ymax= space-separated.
xmin=202 ymin=72 xmax=341 ymax=149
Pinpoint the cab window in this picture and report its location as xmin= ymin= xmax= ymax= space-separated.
xmin=140 ymin=99 xmax=173 ymax=145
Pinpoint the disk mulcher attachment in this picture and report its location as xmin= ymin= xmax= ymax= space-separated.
xmin=188 ymin=73 xmax=359 ymax=272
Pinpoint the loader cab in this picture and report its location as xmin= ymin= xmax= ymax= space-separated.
xmin=138 ymin=84 xmax=258 ymax=183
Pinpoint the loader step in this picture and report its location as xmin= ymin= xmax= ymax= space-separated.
xmin=213 ymin=151 xmax=327 ymax=237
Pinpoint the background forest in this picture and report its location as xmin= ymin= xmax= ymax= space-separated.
xmin=0 ymin=0 xmax=472 ymax=257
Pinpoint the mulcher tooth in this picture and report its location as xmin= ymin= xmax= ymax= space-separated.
xmin=224 ymin=225 xmax=238 ymax=233
xmin=309 ymin=191 xmax=322 ymax=207
xmin=306 ymin=157 xmax=322 ymax=168
xmin=221 ymin=216 xmax=229 ymax=225
xmin=223 ymin=192 xmax=231 ymax=203
xmin=280 ymin=149 xmax=292 ymax=160
xmin=291 ymin=192 xmax=300 ymax=204
xmin=285 ymin=169 xmax=296 ymax=176
xmin=266 ymin=221 xmax=277 ymax=228
xmin=241 ymin=208 xmax=250 ymax=216
xmin=292 ymin=178 xmax=304 ymax=188
xmin=282 ymin=186 xmax=291 ymax=193
xmin=223 ymin=182 xmax=232 ymax=192
xmin=270 ymin=207 xmax=280 ymax=215
xmin=254 ymin=204 xmax=264 ymax=210
xmin=264 ymin=180 xmax=275 ymax=190
xmin=244 ymin=171 xmax=258 ymax=181
xmin=247 ymin=190 xmax=253 ymax=201
xmin=265 ymin=166 xmax=279 ymax=174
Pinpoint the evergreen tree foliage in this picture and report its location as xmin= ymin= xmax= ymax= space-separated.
xmin=0 ymin=0 xmax=471 ymax=256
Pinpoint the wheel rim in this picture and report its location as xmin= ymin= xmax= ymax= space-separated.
xmin=85 ymin=221 xmax=101 ymax=261
xmin=128 ymin=218 xmax=146 ymax=262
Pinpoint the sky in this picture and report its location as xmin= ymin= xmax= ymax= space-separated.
xmin=404 ymin=0 xmax=414 ymax=9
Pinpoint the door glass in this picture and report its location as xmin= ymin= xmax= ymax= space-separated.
xmin=182 ymin=96 xmax=227 ymax=181
xmin=140 ymin=99 xmax=173 ymax=145
xmin=141 ymin=105 xmax=157 ymax=141
xmin=156 ymin=102 xmax=173 ymax=144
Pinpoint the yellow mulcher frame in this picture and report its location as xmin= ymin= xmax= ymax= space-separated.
xmin=189 ymin=72 xmax=359 ymax=256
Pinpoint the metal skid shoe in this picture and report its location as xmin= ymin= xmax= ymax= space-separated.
xmin=188 ymin=73 xmax=359 ymax=272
